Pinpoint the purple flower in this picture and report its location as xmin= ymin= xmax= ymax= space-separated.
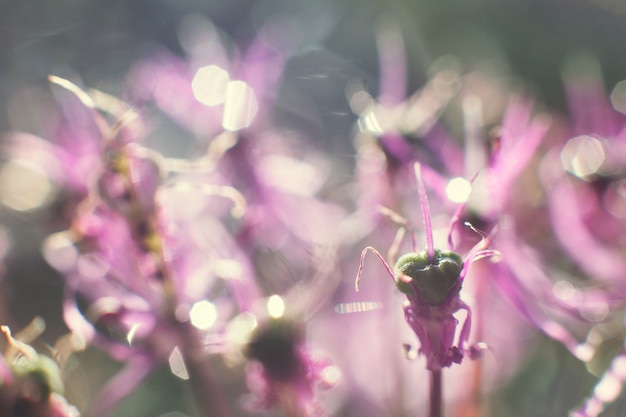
xmin=39 ymin=66 xmax=346 ymax=417
xmin=355 ymin=163 xmax=498 ymax=371
xmin=243 ymin=317 xmax=340 ymax=417
xmin=38 ymin=77 xmax=258 ymax=417
xmin=538 ymin=68 xmax=626 ymax=417
xmin=230 ymin=238 xmax=342 ymax=416
xmin=540 ymin=72 xmax=626 ymax=287
xmin=123 ymin=17 xmax=289 ymax=139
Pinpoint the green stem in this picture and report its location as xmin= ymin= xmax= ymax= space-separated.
xmin=430 ymin=369 xmax=443 ymax=417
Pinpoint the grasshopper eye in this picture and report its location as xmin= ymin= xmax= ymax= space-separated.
xmin=394 ymin=249 xmax=463 ymax=306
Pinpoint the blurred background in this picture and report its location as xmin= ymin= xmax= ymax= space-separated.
xmin=1 ymin=0 xmax=626 ymax=416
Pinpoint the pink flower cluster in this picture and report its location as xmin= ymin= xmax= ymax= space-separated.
xmin=3 ymin=18 xmax=626 ymax=417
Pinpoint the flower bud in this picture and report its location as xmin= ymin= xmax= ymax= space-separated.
xmin=394 ymin=249 xmax=463 ymax=305
xmin=246 ymin=318 xmax=304 ymax=381
xmin=11 ymin=355 xmax=65 ymax=402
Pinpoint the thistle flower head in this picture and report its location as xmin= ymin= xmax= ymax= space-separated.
xmin=355 ymin=163 xmax=498 ymax=371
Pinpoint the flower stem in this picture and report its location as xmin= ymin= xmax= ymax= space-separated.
xmin=430 ymin=369 xmax=443 ymax=417
xmin=281 ymin=388 xmax=304 ymax=417
xmin=180 ymin=322 xmax=233 ymax=417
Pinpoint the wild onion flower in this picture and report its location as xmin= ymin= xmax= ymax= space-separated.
xmin=355 ymin=163 xmax=498 ymax=416
xmin=244 ymin=316 xmax=340 ymax=417
xmin=539 ymin=68 xmax=626 ymax=417
xmin=0 ymin=75 xmax=120 ymax=218
xmin=223 ymin=242 xmax=343 ymax=417
xmin=542 ymin=71 xmax=626 ymax=287
xmin=347 ymin=46 xmax=566 ymax=412
xmin=122 ymin=17 xmax=349 ymax=263
xmin=463 ymin=97 xmax=597 ymax=355
xmin=37 ymin=62 xmax=350 ymax=417
xmin=348 ymin=25 xmax=463 ymax=174
xmin=40 ymin=76 xmax=256 ymax=417
xmin=124 ymin=16 xmax=288 ymax=139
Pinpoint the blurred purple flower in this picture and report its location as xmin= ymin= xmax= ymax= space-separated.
xmin=540 ymin=67 xmax=626 ymax=417
xmin=243 ymin=317 xmax=340 ymax=417
xmin=123 ymin=17 xmax=289 ymax=140
xmin=541 ymin=71 xmax=626 ymax=287
xmin=37 ymin=60 xmax=348 ymax=417
xmin=38 ymin=77 xmax=258 ymax=417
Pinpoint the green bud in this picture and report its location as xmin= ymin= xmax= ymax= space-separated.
xmin=394 ymin=249 xmax=463 ymax=306
xmin=12 ymin=355 xmax=65 ymax=400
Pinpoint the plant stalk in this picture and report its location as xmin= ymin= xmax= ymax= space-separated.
xmin=430 ymin=369 xmax=443 ymax=417
xmin=180 ymin=322 xmax=233 ymax=417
